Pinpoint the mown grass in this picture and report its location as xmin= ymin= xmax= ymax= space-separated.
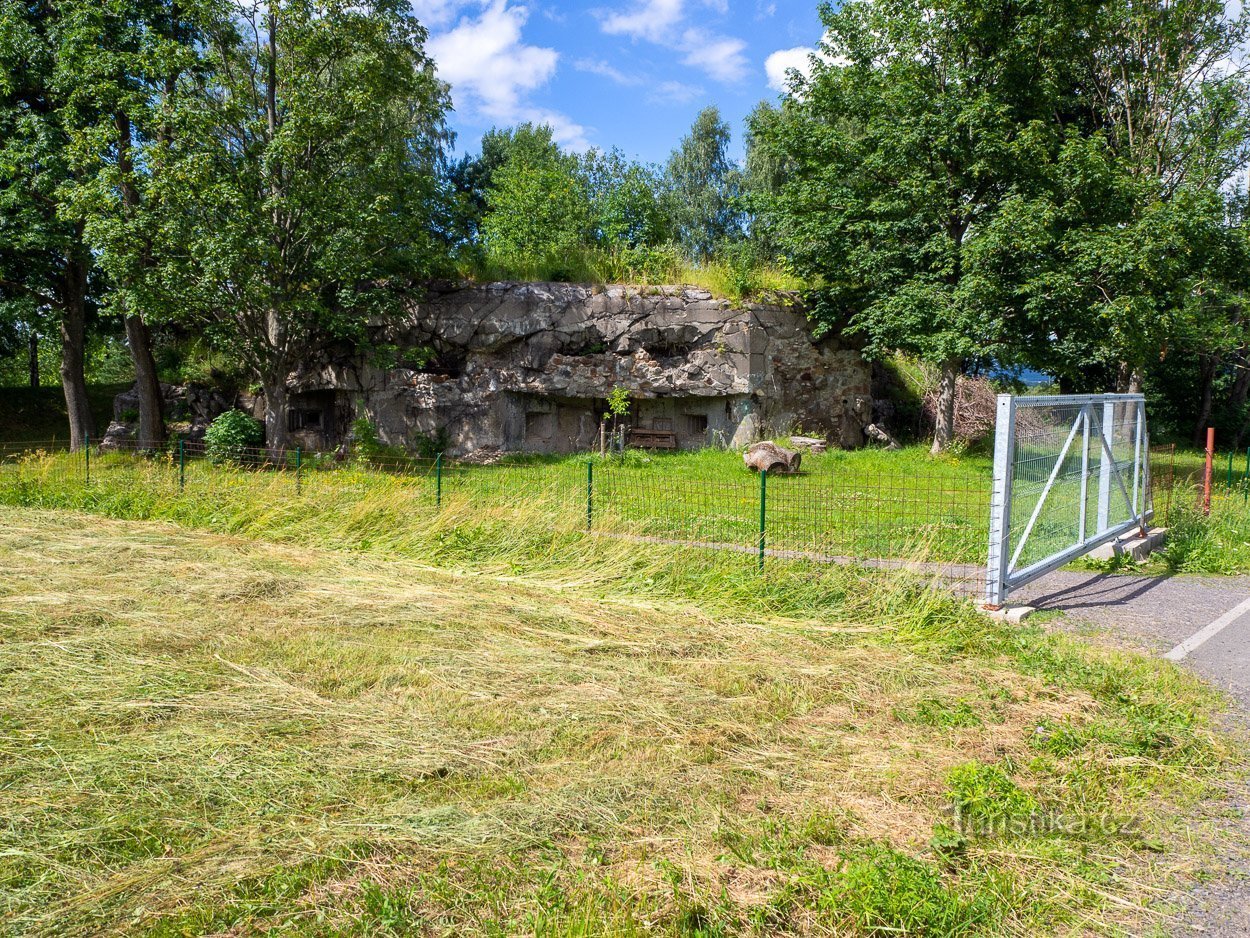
xmin=0 ymin=463 xmax=1245 ymax=933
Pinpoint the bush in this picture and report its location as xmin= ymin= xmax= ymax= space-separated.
xmin=204 ymin=410 xmax=264 ymax=465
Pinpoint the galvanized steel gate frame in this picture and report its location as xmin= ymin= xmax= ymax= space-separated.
xmin=985 ymin=393 xmax=1152 ymax=608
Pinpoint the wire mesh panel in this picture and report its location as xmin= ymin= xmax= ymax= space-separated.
xmin=987 ymin=394 xmax=1151 ymax=606
xmin=0 ymin=437 xmax=996 ymax=582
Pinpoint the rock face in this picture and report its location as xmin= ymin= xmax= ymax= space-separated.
xmin=288 ymin=282 xmax=872 ymax=457
xmin=102 ymin=383 xmax=246 ymax=450
xmin=107 ymin=282 xmax=873 ymax=457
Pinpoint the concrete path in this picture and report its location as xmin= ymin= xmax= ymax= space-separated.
xmin=1009 ymin=569 xmax=1250 ymax=936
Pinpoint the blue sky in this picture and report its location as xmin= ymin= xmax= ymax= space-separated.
xmin=418 ymin=0 xmax=825 ymax=164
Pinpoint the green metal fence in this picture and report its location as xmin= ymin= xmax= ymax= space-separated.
xmin=2 ymin=437 xmax=1237 ymax=574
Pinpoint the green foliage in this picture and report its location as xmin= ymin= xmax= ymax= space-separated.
xmin=411 ymin=427 xmax=449 ymax=459
xmin=131 ymin=0 xmax=451 ymax=447
xmin=819 ymin=844 xmax=1004 ymax=935
xmin=204 ymin=410 xmax=264 ymax=465
xmin=351 ymin=417 xmax=384 ymax=458
xmin=605 ymin=386 xmax=631 ymax=420
xmin=582 ymin=148 xmax=672 ymax=248
xmin=1160 ymin=498 xmax=1250 ymax=574
xmin=946 ymin=762 xmax=1039 ymax=832
xmin=664 ymin=106 xmax=743 ymax=261
xmin=481 ymin=144 xmax=592 ymax=272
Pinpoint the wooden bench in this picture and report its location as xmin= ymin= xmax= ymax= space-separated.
xmin=627 ymin=429 xmax=678 ymax=450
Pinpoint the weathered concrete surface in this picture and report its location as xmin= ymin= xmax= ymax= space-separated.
xmin=292 ymin=282 xmax=871 ymax=457
xmin=101 ymin=383 xmax=247 ymax=450
xmin=1087 ymin=526 xmax=1168 ymax=562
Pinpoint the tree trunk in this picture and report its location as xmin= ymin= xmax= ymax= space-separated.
xmin=1192 ymin=352 xmax=1217 ymax=448
xmin=1231 ymin=337 xmax=1249 ymax=448
xmin=113 ymin=109 xmax=165 ymax=451
xmin=262 ymin=377 xmax=291 ymax=461
xmin=930 ymin=358 xmax=960 ymax=455
xmin=125 ymin=313 xmax=165 ymax=450
xmin=1115 ymin=360 xmax=1144 ymax=394
xmin=58 ymin=252 xmax=94 ymax=450
xmin=28 ymin=330 xmax=39 ymax=388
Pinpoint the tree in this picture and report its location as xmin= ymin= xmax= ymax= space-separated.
xmin=55 ymin=0 xmax=205 ymax=450
xmin=1059 ymin=0 xmax=1250 ymax=403
xmin=0 ymin=0 xmax=97 ymax=447
xmin=664 ymin=106 xmax=743 ymax=261
xmin=580 ymin=148 xmax=671 ymax=248
xmin=755 ymin=0 xmax=1070 ymax=451
xmin=1 ymin=0 xmax=97 ymax=452
xmin=479 ymin=133 xmax=592 ymax=272
xmin=147 ymin=0 xmax=451 ymax=456
xmin=741 ymin=101 xmax=786 ymax=259
xmin=444 ymin=123 xmax=564 ymax=249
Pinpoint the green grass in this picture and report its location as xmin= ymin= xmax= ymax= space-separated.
xmin=1155 ymin=492 xmax=1250 ymax=574
xmin=0 ymin=454 xmax=1246 ymax=933
xmin=0 ymin=445 xmax=1245 ymax=935
xmin=0 ymin=443 xmax=996 ymax=566
xmin=0 ymin=383 xmax=127 ymax=444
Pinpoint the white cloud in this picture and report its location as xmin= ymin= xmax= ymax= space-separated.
xmin=410 ymin=0 xmax=467 ymax=29
xmin=428 ymin=1 xmax=590 ymax=149
xmin=574 ymin=58 xmax=645 ymax=86
xmin=681 ymin=29 xmax=749 ymax=82
xmin=599 ymin=0 xmax=685 ymax=43
xmin=764 ymin=46 xmax=815 ymax=91
xmin=648 ymin=79 xmax=704 ymax=104
xmin=597 ymin=0 xmax=748 ymax=83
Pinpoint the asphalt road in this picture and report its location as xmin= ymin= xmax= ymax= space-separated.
xmin=1011 ymin=570 xmax=1250 ymax=937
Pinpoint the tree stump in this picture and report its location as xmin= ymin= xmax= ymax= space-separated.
xmin=743 ymin=441 xmax=802 ymax=473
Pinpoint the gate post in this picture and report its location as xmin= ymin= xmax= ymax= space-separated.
xmin=1096 ymin=399 xmax=1116 ymax=534
xmin=985 ymin=394 xmax=1015 ymax=608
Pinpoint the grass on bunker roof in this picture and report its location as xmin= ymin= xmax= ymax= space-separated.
xmin=0 ymin=504 xmax=1242 ymax=936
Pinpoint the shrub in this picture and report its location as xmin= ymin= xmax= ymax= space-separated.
xmin=204 ymin=410 xmax=264 ymax=465
xmin=412 ymin=428 xmax=449 ymax=460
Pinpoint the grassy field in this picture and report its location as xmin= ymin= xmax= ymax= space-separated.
xmin=0 ymin=442 xmax=997 ymax=566
xmin=4 ymin=436 xmax=1246 ymax=577
xmin=0 ymin=505 xmax=1244 ymax=936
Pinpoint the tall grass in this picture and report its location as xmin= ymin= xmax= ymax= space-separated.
xmin=457 ymin=244 xmax=806 ymax=302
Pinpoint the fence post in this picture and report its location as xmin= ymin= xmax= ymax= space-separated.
xmin=1227 ymin=448 xmax=1234 ymax=487
xmin=985 ymin=394 xmax=1016 ymax=608
xmin=295 ymin=446 xmax=302 ymax=496
xmin=178 ymin=439 xmax=185 ymax=491
xmin=1244 ymin=447 xmax=1249 ymax=504
xmin=84 ymin=433 xmax=90 ymax=484
xmin=1203 ymin=428 xmax=1214 ymax=515
xmin=758 ymin=467 xmax=767 ymax=573
xmin=586 ymin=460 xmax=593 ymax=530
xmin=435 ymin=452 xmax=443 ymax=508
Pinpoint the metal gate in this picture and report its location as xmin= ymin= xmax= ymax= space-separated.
xmin=986 ymin=394 xmax=1152 ymax=607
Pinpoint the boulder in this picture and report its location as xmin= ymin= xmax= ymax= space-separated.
xmin=98 ymin=421 xmax=135 ymax=452
xmin=864 ymin=423 xmax=901 ymax=450
xmin=789 ymin=435 xmax=827 ymax=454
xmin=743 ymin=441 xmax=802 ymax=473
